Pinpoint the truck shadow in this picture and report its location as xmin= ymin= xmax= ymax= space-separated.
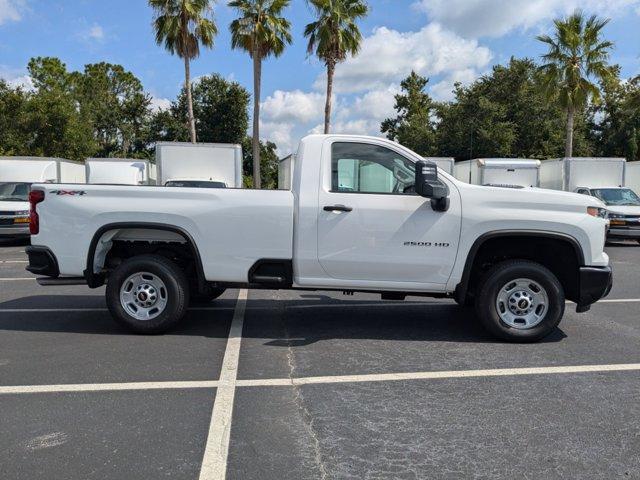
xmin=0 ymin=295 xmax=566 ymax=345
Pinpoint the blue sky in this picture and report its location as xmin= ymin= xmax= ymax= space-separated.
xmin=1 ymin=0 xmax=640 ymax=153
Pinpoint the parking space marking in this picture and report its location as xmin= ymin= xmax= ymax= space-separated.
xmin=2 ymin=363 xmax=639 ymax=396
xmin=199 ymin=289 xmax=247 ymax=480
xmin=0 ymin=260 xmax=28 ymax=264
xmin=0 ymin=307 xmax=236 ymax=313
xmin=236 ymin=363 xmax=640 ymax=387
xmin=0 ymin=380 xmax=219 ymax=395
xmin=0 ymin=277 xmax=35 ymax=281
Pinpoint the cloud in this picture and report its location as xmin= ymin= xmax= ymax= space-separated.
xmin=413 ymin=0 xmax=640 ymax=38
xmin=0 ymin=65 xmax=33 ymax=90
xmin=79 ymin=23 xmax=106 ymax=43
xmin=150 ymin=96 xmax=172 ymax=112
xmin=318 ymin=24 xmax=492 ymax=94
xmin=0 ymin=0 xmax=25 ymax=25
xmin=260 ymin=89 xmax=326 ymax=124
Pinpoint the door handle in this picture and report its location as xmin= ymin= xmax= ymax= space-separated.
xmin=323 ymin=205 xmax=353 ymax=213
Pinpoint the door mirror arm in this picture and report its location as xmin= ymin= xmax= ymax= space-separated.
xmin=414 ymin=161 xmax=450 ymax=212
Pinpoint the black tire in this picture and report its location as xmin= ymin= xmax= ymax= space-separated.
xmin=191 ymin=286 xmax=226 ymax=304
xmin=106 ymin=255 xmax=190 ymax=334
xmin=474 ymin=260 xmax=565 ymax=342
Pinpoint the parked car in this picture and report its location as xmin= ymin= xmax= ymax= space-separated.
xmin=26 ymin=135 xmax=611 ymax=342
xmin=576 ymin=186 xmax=640 ymax=242
xmin=0 ymin=157 xmax=85 ymax=238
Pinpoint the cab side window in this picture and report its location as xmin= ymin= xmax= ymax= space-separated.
xmin=331 ymin=142 xmax=416 ymax=195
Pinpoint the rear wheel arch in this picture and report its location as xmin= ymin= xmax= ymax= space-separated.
xmin=84 ymin=222 xmax=205 ymax=290
xmin=456 ymin=231 xmax=584 ymax=305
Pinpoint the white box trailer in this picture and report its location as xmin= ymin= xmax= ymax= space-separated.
xmin=425 ymin=157 xmax=455 ymax=176
xmin=278 ymin=154 xmax=295 ymax=190
xmin=85 ymin=158 xmax=153 ymax=185
xmin=540 ymin=157 xmax=626 ymax=192
xmin=0 ymin=156 xmax=85 ymax=183
xmin=454 ymin=158 xmax=541 ymax=187
xmin=156 ymin=142 xmax=243 ymax=188
xmin=625 ymin=161 xmax=640 ymax=194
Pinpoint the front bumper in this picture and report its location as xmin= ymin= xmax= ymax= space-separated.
xmin=576 ymin=266 xmax=613 ymax=312
xmin=607 ymin=227 xmax=640 ymax=240
xmin=0 ymin=225 xmax=30 ymax=237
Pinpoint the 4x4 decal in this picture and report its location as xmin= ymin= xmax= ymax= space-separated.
xmin=50 ymin=190 xmax=87 ymax=196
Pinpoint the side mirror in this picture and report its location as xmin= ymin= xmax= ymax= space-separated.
xmin=415 ymin=161 xmax=450 ymax=212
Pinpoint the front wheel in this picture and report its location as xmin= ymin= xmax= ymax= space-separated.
xmin=475 ymin=260 xmax=565 ymax=342
xmin=106 ymin=255 xmax=190 ymax=334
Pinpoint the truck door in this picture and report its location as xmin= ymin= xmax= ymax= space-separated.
xmin=316 ymin=140 xmax=461 ymax=286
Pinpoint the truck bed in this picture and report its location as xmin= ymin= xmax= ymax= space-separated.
xmin=32 ymin=184 xmax=294 ymax=282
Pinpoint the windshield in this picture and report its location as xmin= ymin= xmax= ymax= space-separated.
xmin=591 ymin=188 xmax=640 ymax=206
xmin=0 ymin=182 xmax=31 ymax=202
xmin=165 ymin=180 xmax=227 ymax=189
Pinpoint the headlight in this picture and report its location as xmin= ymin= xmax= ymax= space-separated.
xmin=15 ymin=210 xmax=29 ymax=216
xmin=587 ymin=207 xmax=607 ymax=219
xmin=607 ymin=213 xmax=625 ymax=219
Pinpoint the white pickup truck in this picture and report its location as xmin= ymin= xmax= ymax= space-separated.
xmin=26 ymin=135 xmax=612 ymax=342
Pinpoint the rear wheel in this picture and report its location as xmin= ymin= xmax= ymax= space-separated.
xmin=475 ymin=260 xmax=565 ymax=342
xmin=106 ymin=255 xmax=189 ymax=334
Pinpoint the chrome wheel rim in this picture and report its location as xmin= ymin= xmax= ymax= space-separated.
xmin=496 ymin=278 xmax=548 ymax=329
xmin=119 ymin=272 xmax=168 ymax=321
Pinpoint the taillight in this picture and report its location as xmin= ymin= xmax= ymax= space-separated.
xmin=29 ymin=190 xmax=45 ymax=235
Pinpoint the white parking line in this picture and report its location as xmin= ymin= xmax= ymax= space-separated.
xmin=1 ymin=363 xmax=639 ymax=396
xmin=0 ymin=260 xmax=28 ymax=264
xmin=0 ymin=380 xmax=219 ymax=395
xmin=236 ymin=363 xmax=640 ymax=387
xmin=0 ymin=277 xmax=35 ymax=281
xmin=199 ymin=289 xmax=247 ymax=480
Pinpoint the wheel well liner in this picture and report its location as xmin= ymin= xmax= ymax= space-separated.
xmin=84 ymin=222 xmax=205 ymax=289
xmin=456 ymin=230 xmax=585 ymax=303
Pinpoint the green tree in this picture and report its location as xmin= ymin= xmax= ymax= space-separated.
xmin=230 ymin=0 xmax=292 ymax=189
xmin=149 ymin=0 xmax=217 ymax=143
xmin=305 ymin=0 xmax=368 ymax=134
xmin=0 ymin=81 xmax=30 ymax=155
xmin=241 ymin=136 xmax=278 ymax=188
xmin=74 ymin=62 xmax=152 ymax=157
xmin=381 ymin=71 xmax=437 ymax=156
xmin=435 ymin=58 xmax=592 ymax=160
xmin=24 ymin=57 xmax=96 ymax=160
xmin=537 ymin=11 xmax=614 ymax=157
xmin=588 ymin=68 xmax=640 ymax=161
xmin=174 ymin=74 xmax=250 ymax=144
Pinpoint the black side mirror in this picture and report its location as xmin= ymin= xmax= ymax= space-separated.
xmin=415 ymin=161 xmax=450 ymax=212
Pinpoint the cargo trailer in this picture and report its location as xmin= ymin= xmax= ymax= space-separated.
xmin=454 ymin=158 xmax=541 ymax=187
xmin=156 ymin=142 xmax=243 ymax=188
xmin=540 ymin=157 xmax=626 ymax=192
xmin=626 ymin=161 xmax=640 ymax=194
xmin=424 ymin=157 xmax=455 ymax=176
xmin=85 ymin=158 xmax=153 ymax=185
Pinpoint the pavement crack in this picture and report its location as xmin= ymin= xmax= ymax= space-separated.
xmin=280 ymin=295 xmax=329 ymax=480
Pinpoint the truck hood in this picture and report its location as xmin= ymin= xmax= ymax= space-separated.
xmin=606 ymin=205 xmax=640 ymax=216
xmin=0 ymin=200 xmax=30 ymax=212
xmin=462 ymin=184 xmax=605 ymax=212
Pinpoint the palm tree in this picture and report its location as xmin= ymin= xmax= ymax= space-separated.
xmin=229 ymin=0 xmax=292 ymax=189
xmin=537 ymin=11 xmax=614 ymax=157
xmin=305 ymin=0 xmax=368 ymax=134
xmin=149 ymin=0 xmax=217 ymax=143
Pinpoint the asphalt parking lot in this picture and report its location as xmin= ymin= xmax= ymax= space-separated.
xmin=0 ymin=239 xmax=639 ymax=479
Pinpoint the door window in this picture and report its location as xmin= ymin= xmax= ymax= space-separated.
xmin=331 ymin=142 xmax=416 ymax=194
